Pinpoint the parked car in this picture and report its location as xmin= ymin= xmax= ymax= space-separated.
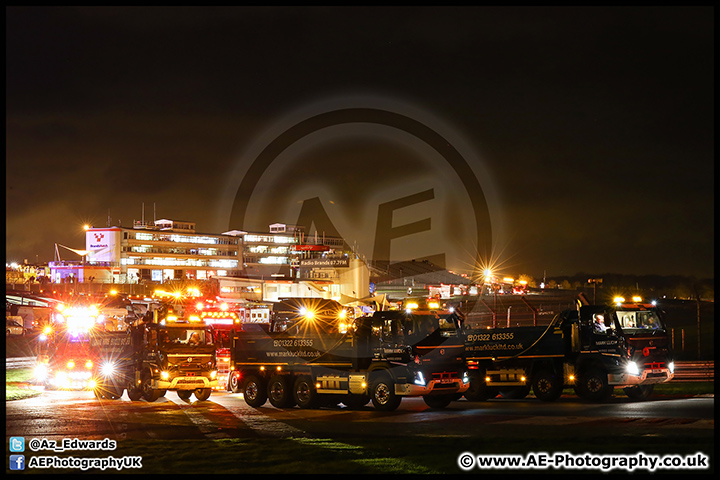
xmin=6 ymin=318 xmax=25 ymax=336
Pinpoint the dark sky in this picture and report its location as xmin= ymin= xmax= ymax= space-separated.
xmin=6 ymin=6 xmax=714 ymax=280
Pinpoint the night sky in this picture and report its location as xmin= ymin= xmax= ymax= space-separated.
xmin=6 ymin=6 xmax=714 ymax=280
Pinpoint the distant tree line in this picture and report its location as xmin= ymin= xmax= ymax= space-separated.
xmin=537 ymin=273 xmax=714 ymax=302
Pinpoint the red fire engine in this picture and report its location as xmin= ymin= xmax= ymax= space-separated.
xmin=191 ymin=299 xmax=272 ymax=389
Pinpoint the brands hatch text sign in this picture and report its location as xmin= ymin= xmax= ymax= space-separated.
xmin=300 ymin=259 xmax=350 ymax=268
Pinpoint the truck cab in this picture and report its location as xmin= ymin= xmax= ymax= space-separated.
xmin=138 ymin=318 xmax=219 ymax=401
xmin=90 ymin=309 xmax=219 ymax=402
xmin=363 ymin=308 xmax=469 ymax=409
xmin=561 ymin=303 xmax=674 ymax=400
xmin=607 ymin=302 xmax=675 ymax=398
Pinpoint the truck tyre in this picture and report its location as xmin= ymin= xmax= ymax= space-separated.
xmin=141 ymin=371 xmax=161 ymax=402
xmin=268 ymin=375 xmax=295 ymax=408
xmin=575 ymin=368 xmax=613 ymax=402
xmin=499 ymin=385 xmax=531 ymax=399
xmin=623 ymin=384 xmax=654 ymax=400
xmin=242 ymin=375 xmax=267 ymax=408
xmin=532 ymin=369 xmax=563 ymax=402
xmin=229 ymin=372 xmax=242 ymax=393
xmin=464 ymin=375 xmax=499 ymax=401
xmin=177 ymin=390 xmax=193 ymax=400
xmin=143 ymin=388 xmax=161 ymax=402
xmin=423 ymin=394 xmax=454 ymax=409
xmin=293 ymin=376 xmax=319 ymax=409
xmin=370 ymin=374 xmax=402 ymax=411
xmin=194 ymin=388 xmax=212 ymax=401
xmin=127 ymin=386 xmax=143 ymax=401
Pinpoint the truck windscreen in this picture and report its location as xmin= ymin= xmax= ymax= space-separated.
xmin=160 ymin=327 xmax=213 ymax=346
xmin=615 ymin=310 xmax=665 ymax=333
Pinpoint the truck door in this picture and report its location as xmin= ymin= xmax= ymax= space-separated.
xmin=579 ymin=306 xmax=621 ymax=353
xmin=352 ymin=316 xmax=373 ymax=370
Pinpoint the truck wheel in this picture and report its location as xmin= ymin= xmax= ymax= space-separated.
xmin=370 ymin=374 xmax=401 ymax=411
xmin=194 ymin=388 xmax=212 ymax=401
xmin=293 ymin=376 xmax=319 ymax=409
xmin=623 ymin=384 xmax=654 ymax=400
xmin=499 ymin=385 xmax=531 ymax=399
xmin=141 ymin=371 xmax=161 ymax=402
xmin=243 ymin=375 xmax=267 ymax=408
xmin=575 ymin=368 xmax=613 ymax=402
xmin=464 ymin=375 xmax=499 ymax=401
xmin=127 ymin=386 xmax=143 ymax=401
xmin=268 ymin=375 xmax=295 ymax=408
xmin=229 ymin=372 xmax=242 ymax=393
xmin=143 ymin=388 xmax=161 ymax=402
xmin=177 ymin=390 xmax=193 ymax=400
xmin=423 ymin=394 xmax=454 ymax=409
xmin=532 ymin=369 xmax=563 ymax=402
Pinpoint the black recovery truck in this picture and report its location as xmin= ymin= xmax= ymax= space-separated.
xmin=228 ymin=297 xmax=469 ymax=411
xmin=89 ymin=308 xmax=219 ymax=402
xmin=463 ymin=299 xmax=674 ymax=402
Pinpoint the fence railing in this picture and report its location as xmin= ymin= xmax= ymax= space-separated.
xmin=672 ymin=360 xmax=714 ymax=382
xmin=5 ymin=356 xmax=37 ymax=369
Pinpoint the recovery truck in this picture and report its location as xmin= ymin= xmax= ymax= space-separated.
xmin=90 ymin=307 xmax=219 ymax=402
xmin=228 ymin=297 xmax=469 ymax=411
xmin=34 ymin=303 xmax=101 ymax=390
xmin=463 ymin=298 xmax=674 ymax=402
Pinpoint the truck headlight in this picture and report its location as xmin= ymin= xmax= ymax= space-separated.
xmin=34 ymin=364 xmax=49 ymax=381
xmin=626 ymin=361 xmax=640 ymax=376
xmin=414 ymin=371 xmax=426 ymax=386
xmin=462 ymin=371 xmax=470 ymax=384
xmin=210 ymin=370 xmax=218 ymax=380
xmin=100 ymin=362 xmax=115 ymax=377
xmin=160 ymin=371 xmax=170 ymax=380
xmin=668 ymin=361 xmax=675 ymax=374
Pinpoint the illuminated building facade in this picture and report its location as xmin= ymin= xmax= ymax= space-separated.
xmin=78 ymin=219 xmax=242 ymax=283
xmin=49 ymin=220 xmax=369 ymax=302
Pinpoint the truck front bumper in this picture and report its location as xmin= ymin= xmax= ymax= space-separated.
xmin=396 ymin=378 xmax=470 ymax=397
xmin=608 ymin=369 xmax=674 ymax=386
xmin=154 ymin=377 xmax=218 ymax=390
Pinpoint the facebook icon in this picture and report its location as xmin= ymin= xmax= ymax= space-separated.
xmin=10 ymin=454 xmax=25 ymax=471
